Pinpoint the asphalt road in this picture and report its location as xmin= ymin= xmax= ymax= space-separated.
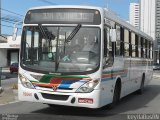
xmin=1 ymin=72 xmax=17 ymax=88
xmin=0 ymin=72 xmax=160 ymax=120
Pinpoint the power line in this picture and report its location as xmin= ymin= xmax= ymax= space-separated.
xmin=1 ymin=14 xmax=22 ymax=23
xmin=36 ymin=0 xmax=57 ymax=5
xmin=2 ymin=19 xmax=17 ymax=24
xmin=1 ymin=8 xmax=24 ymax=17
xmin=2 ymin=17 xmax=22 ymax=22
xmin=2 ymin=19 xmax=22 ymax=25
xmin=2 ymin=24 xmax=22 ymax=29
xmin=1 ymin=17 xmax=22 ymax=23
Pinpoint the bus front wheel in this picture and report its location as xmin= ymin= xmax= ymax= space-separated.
xmin=108 ymin=80 xmax=121 ymax=109
xmin=137 ymin=74 xmax=145 ymax=95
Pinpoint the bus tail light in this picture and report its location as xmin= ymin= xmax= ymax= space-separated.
xmin=19 ymin=74 xmax=35 ymax=89
xmin=76 ymin=80 xmax=99 ymax=93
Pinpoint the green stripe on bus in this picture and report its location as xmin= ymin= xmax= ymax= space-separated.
xmin=39 ymin=74 xmax=89 ymax=83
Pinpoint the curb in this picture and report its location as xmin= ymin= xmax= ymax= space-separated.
xmin=153 ymin=75 xmax=160 ymax=78
xmin=0 ymin=101 xmax=20 ymax=106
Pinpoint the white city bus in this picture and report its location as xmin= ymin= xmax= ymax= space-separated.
xmin=18 ymin=5 xmax=153 ymax=108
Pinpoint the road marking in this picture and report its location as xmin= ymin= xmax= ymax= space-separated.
xmin=0 ymin=101 xmax=20 ymax=106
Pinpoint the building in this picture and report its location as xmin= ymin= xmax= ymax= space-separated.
xmin=140 ymin=0 xmax=158 ymax=62
xmin=140 ymin=0 xmax=156 ymax=45
xmin=156 ymin=0 xmax=160 ymax=48
xmin=0 ymin=36 xmax=21 ymax=67
xmin=129 ymin=3 xmax=140 ymax=29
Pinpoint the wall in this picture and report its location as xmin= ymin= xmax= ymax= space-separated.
xmin=0 ymin=49 xmax=7 ymax=67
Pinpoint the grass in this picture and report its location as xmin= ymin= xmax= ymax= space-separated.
xmin=12 ymin=84 xmax=18 ymax=89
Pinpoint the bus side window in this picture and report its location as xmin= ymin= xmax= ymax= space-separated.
xmin=116 ymin=25 xmax=121 ymax=56
xmin=103 ymin=27 xmax=113 ymax=68
xmin=104 ymin=28 xmax=107 ymax=57
xmin=124 ymin=29 xmax=129 ymax=57
xmin=25 ymin=30 xmax=32 ymax=61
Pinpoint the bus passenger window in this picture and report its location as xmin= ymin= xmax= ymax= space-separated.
xmin=104 ymin=28 xmax=108 ymax=57
xmin=103 ymin=27 xmax=113 ymax=68
xmin=116 ymin=25 xmax=121 ymax=56
xmin=124 ymin=29 xmax=129 ymax=57
xmin=138 ymin=36 xmax=141 ymax=57
xmin=131 ymin=32 xmax=135 ymax=57
xmin=135 ymin=34 xmax=139 ymax=57
xmin=141 ymin=37 xmax=144 ymax=58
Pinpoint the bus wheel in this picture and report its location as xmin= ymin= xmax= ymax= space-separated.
xmin=137 ymin=74 xmax=145 ymax=95
xmin=108 ymin=81 xmax=121 ymax=109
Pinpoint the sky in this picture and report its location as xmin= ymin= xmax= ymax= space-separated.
xmin=2 ymin=0 xmax=139 ymax=35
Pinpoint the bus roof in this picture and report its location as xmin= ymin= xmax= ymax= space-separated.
xmin=103 ymin=8 xmax=153 ymax=41
xmin=28 ymin=5 xmax=103 ymax=11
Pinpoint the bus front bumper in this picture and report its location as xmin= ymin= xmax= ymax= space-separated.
xmin=18 ymin=83 xmax=101 ymax=108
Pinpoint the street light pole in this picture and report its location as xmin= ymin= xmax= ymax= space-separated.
xmin=12 ymin=21 xmax=22 ymax=41
xmin=0 ymin=0 xmax=4 ymax=94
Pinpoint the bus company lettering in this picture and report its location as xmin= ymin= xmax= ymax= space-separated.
xmin=23 ymin=92 xmax=32 ymax=96
xmin=78 ymin=98 xmax=93 ymax=104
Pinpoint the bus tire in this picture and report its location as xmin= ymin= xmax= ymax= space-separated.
xmin=137 ymin=74 xmax=145 ymax=95
xmin=108 ymin=80 xmax=121 ymax=109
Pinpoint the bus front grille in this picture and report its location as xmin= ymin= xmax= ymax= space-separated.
xmin=41 ymin=93 xmax=69 ymax=101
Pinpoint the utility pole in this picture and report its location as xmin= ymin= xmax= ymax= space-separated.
xmin=0 ymin=0 xmax=2 ymax=93
xmin=0 ymin=0 xmax=1 ymax=35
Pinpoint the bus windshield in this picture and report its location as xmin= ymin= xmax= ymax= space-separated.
xmin=21 ymin=26 xmax=100 ymax=73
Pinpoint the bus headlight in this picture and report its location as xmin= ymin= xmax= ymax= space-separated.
xmin=76 ymin=80 xmax=99 ymax=93
xmin=19 ymin=74 xmax=35 ymax=89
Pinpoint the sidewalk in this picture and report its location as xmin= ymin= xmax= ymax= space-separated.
xmin=0 ymin=88 xmax=18 ymax=105
xmin=0 ymin=77 xmax=18 ymax=105
xmin=153 ymin=71 xmax=160 ymax=78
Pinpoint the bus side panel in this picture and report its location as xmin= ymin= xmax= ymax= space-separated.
xmin=99 ymin=80 xmax=115 ymax=107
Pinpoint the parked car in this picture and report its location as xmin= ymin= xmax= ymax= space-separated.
xmin=10 ymin=63 xmax=19 ymax=73
xmin=153 ymin=63 xmax=160 ymax=70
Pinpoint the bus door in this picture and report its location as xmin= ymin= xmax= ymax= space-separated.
xmin=101 ymin=26 xmax=114 ymax=102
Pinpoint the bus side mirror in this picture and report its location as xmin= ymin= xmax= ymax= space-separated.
xmin=110 ymin=29 xmax=117 ymax=42
xmin=12 ymin=27 xmax=18 ymax=41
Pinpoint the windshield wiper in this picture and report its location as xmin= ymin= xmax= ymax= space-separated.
xmin=55 ymin=27 xmax=60 ymax=72
xmin=38 ymin=24 xmax=55 ymax=40
xmin=65 ymin=24 xmax=81 ymax=43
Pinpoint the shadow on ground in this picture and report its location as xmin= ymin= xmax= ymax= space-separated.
xmin=32 ymin=84 xmax=160 ymax=117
